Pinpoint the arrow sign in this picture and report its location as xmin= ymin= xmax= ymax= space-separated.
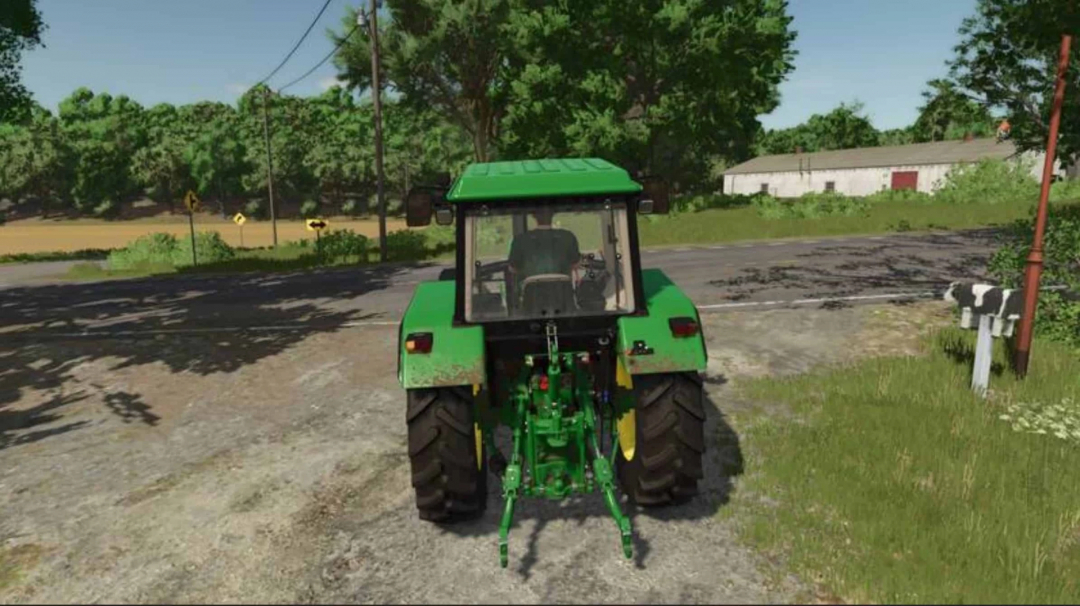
xmin=233 ymin=212 xmax=247 ymax=226
xmin=306 ymin=218 xmax=328 ymax=232
xmin=184 ymin=190 xmax=200 ymax=213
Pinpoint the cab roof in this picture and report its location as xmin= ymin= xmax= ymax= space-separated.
xmin=446 ymin=158 xmax=643 ymax=202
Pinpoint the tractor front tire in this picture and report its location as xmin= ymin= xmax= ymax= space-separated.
xmin=617 ymin=372 xmax=705 ymax=507
xmin=407 ymin=387 xmax=487 ymax=522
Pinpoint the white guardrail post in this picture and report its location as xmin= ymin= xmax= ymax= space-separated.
xmin=943 ymin=282 xmax=1024 ymax=399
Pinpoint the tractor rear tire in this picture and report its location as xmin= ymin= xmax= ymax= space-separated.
xmin=406 ymin=387 xmax=488 ymax=522
xmin=616 ymin=372 xmax=706 ymax=507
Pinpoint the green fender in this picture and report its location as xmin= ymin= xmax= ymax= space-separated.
xmin=617 ymin=269 xmax=707 ymax=376
xmin=398 ymin=280 xmax=486 ymax=389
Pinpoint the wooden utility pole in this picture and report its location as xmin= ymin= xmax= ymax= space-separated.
xmin=262 ymin=87 xmax=279 ymax=248
xmin=369 ymin=0 xmax=388 ymax=262
xmin=1014 ymin=33 xmax=1072 ymax=377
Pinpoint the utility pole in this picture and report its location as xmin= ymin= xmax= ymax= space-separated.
xmin=366 ymin=0 xmax=388 ymax=262
xmin=1014 ymin=33 xmax=1072 ymax=377
xmin=262 ymin=86 xmax=279 ymax=248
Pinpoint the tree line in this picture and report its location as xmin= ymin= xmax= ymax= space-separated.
xmin=1 ymin=0 xmax=1077 ymax=220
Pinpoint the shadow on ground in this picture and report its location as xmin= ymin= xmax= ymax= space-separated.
xmin=440 ymin=389 xmax=742 ymax=577
xmin=710 ymin=230 xmax=999 ymax=302
xmin=0 ymin=263 xmax=432 ymax=450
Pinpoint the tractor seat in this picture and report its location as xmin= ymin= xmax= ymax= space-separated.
xmin=519 ymin=274 xmax=577 ymax=317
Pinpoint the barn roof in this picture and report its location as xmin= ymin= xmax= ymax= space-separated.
xmin=724 ymin=138 xmax=1023 ymax=175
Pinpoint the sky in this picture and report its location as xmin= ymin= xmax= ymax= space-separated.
xmin=20 ymin=0 xmax=977 ymax=131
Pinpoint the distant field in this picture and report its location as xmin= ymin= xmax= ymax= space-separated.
xmin=0 ymin=216 xmax=407 ymax=255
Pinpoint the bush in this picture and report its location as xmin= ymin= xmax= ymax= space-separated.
xmin=93 ymin=199 xmax=120 ymax=218
xmin=174 ymin=231 xmax=235 ymax=267
xmin=341 ymin=198 xmax=361 ymax=217
xmin=864 ymin=188 xmax=933 ymax=205
xmin=385 ymin=229 xmax=431 ymax=261
xmin=752 ymin=191 xmax=869 ymax=219
xmin=988 ymin=202 xmax=1080 ymax=348
xmin=934 ymin=159 xmax=1040 ymax=205
xmin=318 ymin=229 xmax=368 ymax=263
xmin=300 ymin=200 xmax=320 ymax=218
xmin=671 ymin=193 xmax=754 ymax=214
xmin=1050 ymin=177 xmax=1080 ymax=203
xmin=244 ymin=199 xmax=266 ymax=219
xmin=107 ymin=231 xmax=236 ymax=270
xmin=107 ymin=233 xmax=179 ymax=270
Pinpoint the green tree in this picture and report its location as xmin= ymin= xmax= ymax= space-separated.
xmin=0 ymin=0 xmax=44 ymax=124
xmin=184 ymin=107 xmax=248 ymax=215
xmin=0 ymin=104 xmax=74 ymax=215
xmin=58 ymin=88 xmax=147 ymax=215
xmin=333 ymin=1 xmax=514 ymax=162
xmin=501 ymin=0 xmax=796 ymax=190
xmin=757 ymin=102 xmax=880 ymax=155
xmin=947 ymin=0 xmax=1080 ymax=162
xmin=912 ymin=78 xmax=996 ymax=142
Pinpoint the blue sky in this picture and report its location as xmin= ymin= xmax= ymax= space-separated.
xmin=20 ymin=0 xmax=976 ymax=130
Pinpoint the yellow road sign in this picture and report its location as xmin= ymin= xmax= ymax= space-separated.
xmin=233 ymin=212 xmax=247 ymax=226
xmin=306 ymin=218 xmax=329 ymax=232
xmin=184 ymin=190 xmax=200 ymax=213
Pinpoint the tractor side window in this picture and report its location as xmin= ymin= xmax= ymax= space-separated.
xmin=464 ymin=202 xmax=634 ymax=322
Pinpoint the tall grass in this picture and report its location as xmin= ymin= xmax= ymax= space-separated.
xmin=733 ymin=328 xmax=1080 ymax=604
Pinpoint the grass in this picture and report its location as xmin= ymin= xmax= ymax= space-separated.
xmin=637 ymin=198 xmax=1041 ymax=247
xmin=61 ymin=228 xmax=457 ymax=281
xmin=730 ymin=327 xmax=1080 ymax=603
xmin=0 ymin=248 xmax=112 ymax=264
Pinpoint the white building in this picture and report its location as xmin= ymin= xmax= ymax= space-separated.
xmin=722 ymin=138 xmax=1063 ymax=198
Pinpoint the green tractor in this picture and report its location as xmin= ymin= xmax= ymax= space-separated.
xmin=397 ymin=158 xmax=707 ymax=567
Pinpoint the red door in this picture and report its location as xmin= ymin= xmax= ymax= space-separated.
xmin=891 ymin=171 xmax=918 ymax=190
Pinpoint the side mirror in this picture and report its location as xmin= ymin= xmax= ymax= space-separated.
xmin=405 ymin=188 xmax=435 ymax=227
xmin=638 ymin=176 xmax=670 ymax=214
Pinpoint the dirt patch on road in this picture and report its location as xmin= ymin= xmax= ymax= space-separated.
xmin=0 ymin=300 xmax=951 ymax=603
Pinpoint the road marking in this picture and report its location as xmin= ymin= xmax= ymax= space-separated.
xmin=697 ymin=291 xmax=938 ymax=311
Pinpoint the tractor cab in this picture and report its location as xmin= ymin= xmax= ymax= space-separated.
xmin=463 ymin=199 xmax=635 ymax=321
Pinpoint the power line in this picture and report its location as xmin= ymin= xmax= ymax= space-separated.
xmin=257 ymin=0 xmax=336 ymax=86
xmin=277 ymin=23 xmax=359 ymax=92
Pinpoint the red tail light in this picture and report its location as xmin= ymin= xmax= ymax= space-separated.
xmin=669 ymin=317 xmax=699 ymax=338
xmin=538 ymin=375 xmax=549 ymax=391
xmin=405 ymin=332 xmax=433 ymax=354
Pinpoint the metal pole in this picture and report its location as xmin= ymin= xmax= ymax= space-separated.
xmin=262 ymin=87 xmax=279 ymax=248
xmin=188 ymin=209 xmax=198 ymax=267
xmin=1015 ymin=34 xmax=1071 ymax=377
xmin=370 ymin=0 xmax=388 ymax=263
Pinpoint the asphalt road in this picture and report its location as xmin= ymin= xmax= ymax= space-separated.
xmin=0 ymin=229 xmax=998 ymax=335
xmin=0 ymin=230 xmax=997 ymax=603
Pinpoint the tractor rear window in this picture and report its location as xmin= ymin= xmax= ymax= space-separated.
xmin=463 ymin=201 xmax=635 ymax=322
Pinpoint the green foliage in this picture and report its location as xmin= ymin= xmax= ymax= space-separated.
xmin=299 ymin=200 xmax=319 ymax=218
xmin=863 ymin=187 xmax=933 ymax=205
xmin=912 ymin=79 xmax=997 ymax=143
xmin=318 ymin=229 xmax=369 ymax=263
xmin=948 ymin=0 xmax=1080 ymax=163
xmin=106 ymin=232 xmax=180 ymax=270
xmin=757 ymin=102 xmax=881 ymax=155
xmin=385 ymin=229 xmax=432 ymax=261
xmin=752 ymin=191 xmax=870 ymax=219
xmin=671 ymin=193 xmax=754 ymax=214
xmin=107 ymin=231 xmax=236 ymax=270
xmin=933 ymin=158 xmax=1040 ymax=205
xmin=243 ymin=199 xmax=265 ymax=219
xmin=174 ymin=231 xmax=236 ymax=267
xmin=0 ymin=248 xmax=110 ymax=264
xmin=0 ymin=0 xmax=45 ymax=123
xmin=988 ymin=202 xmax=1080 ymax=348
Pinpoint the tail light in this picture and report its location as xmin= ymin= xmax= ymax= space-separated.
xmin=405 ymin=332 xmax=433 ymax=354
xmin=668 ymin=317 xmax=699 ymax=338
xmin=538 ymin=375 xmax=549 ymax=391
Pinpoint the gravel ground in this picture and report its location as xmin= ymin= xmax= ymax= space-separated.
xmin=0 ymin=301 xmax=951 ymax=603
